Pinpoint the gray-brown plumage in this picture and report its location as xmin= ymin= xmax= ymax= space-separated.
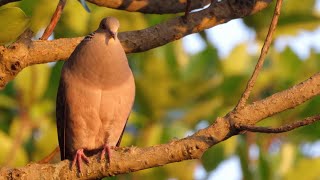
xmin=56 ymin=17 xmax=135 ymax=170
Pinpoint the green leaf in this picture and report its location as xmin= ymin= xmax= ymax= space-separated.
xmin=29 ymin=100 xmax=54 ymax=122
xmin=184 ymin=47 xmax=220 ymax=82
xmin=284 ymin=158 xmax=320 ymax=179
xmin=136 ymin=122 xmax=163 ymax=146
xmin=282 ymin=0 xmax=315 ymax=14
xmin=259 ymin=151 xmax=271 ymax=180
xmin=9 ymin=117 xmax=32 ymax=144
xmin=0 ymin=94 xmax=17 ymax=109
xmin=176 ymin=98 xmax=222 ymax=128
xmin=164 ymin=161 xmax=197 ymax=180
xmin=54 ymin=0 xmax=90 ymax=37
xmin=32 ymin=117 xmax=58 ymax=161
xmin=14 ymin=64 xmax=51 ymax=106
xmin=0 ymin=7 xmax=30 ymax=44
xmin=0 ymin=131 xmax=28 ymax=166
xmin=201 ymin=143 xmax=225 ymax=172
xmin=275 ymin=15 xmax=320 ymax=36
xmin=277 ymin=143 xmax=296 ymax=176
xmin=237 ymin=136 xmax=253 ymax=180
xmin=44 ymin=61 xmax=63 ymax=99
xmin=20 ymin=0 xmax=57 ymax=33
xmin=222 ymin=44 xmax=254 ymax=76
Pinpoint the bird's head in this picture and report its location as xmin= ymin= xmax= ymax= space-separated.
xmin=99 ymin=17 xmax=120 ymax=39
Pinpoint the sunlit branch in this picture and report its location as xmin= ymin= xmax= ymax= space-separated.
xmin=235 ymin=115 xmax=320 ymax=133
xmin=86 ymin=0 xmax=211 ymax=14
xmin=0 ymin=0 xmax=271 ymax=89
xmin=40 ymin=0 xmax=67 ymax=40
xmin=235 ymin=0 xmax=283 ymax=110
xmin=1 ymin=71 xmax=320 ymax=179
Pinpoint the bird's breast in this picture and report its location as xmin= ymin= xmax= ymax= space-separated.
xmin=65 ymin=38 xmax=132 ymax=89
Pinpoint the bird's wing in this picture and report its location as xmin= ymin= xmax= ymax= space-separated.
xmin=116 ymin=119 xmax=128 ymax=147
xmin=56 ymin=77 xmax=67 ymax=160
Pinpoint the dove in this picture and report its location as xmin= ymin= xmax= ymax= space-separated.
xmin=56 ymin=17 xmax=135 ymax=171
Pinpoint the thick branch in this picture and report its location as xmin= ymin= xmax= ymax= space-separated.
xmin=0 ymin=0 xmax=210 ymax=13
xmin=228 ymin=73 xmax=320 ymax=125
xmin=0 ymin=0 xmax=271 ymax=89
xmin=87 ymin=0 xmax=211 ymax=14
xmin=1 ymin=72 xmax=319 ymax=179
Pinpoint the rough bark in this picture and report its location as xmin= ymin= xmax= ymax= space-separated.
xmin=0 ymin=0 xmax=271 ymax=89
xmin=86 ymin=0 xmax=211 ymax=14
xmin=1 ymin=72 xmax=319 ymax=179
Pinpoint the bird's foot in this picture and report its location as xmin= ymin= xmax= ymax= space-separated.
xmin=100 ymin=144 xmax=114 ymax=163
xmin=72 ymin=149 xmax=89 ymax=172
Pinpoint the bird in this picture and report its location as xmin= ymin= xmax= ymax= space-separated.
xmin=56 ymin=17 xmax=135 ymax=171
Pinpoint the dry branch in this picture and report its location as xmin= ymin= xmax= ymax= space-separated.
xmin=0 ymin=0 xmax=318 ymax=179
xmin=235 ymin=115 xmax=320 ymax=133
xmin=40 ymin=0 xmax=67 ymax=40
xmin=235 ymin=0 xmax=283 ymax=110
xmin=0 ymin=0 xmax=271 ymax=89
xmin=87 ymin=0 xmax=211 ymax=14
xmin=1 ymin=71 xmax=320 ymax=179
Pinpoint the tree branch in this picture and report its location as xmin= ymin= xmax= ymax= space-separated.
xmin=235 ymin=115 xmax=320 ymax=133
xmin=235 ymin=0 xmax=282 ymax=110
xmin=227 ymin=73 xmax=320 ymax=126
xmin=1 ymin=71 xmax=319 ymax=179
xmin=40 ymin=0 xmax=67 ymax=40
xmin=86 ymin=0 xmax=211 ymax=14
xmin=0 ymin=0 xmax=271 ymax=89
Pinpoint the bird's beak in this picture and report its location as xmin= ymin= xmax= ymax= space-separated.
xmin=109 ymin=30 xmax=116 ymax=39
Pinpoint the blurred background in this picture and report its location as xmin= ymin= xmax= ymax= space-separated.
xmin=0 ymin=0 xmax=320 ymax=179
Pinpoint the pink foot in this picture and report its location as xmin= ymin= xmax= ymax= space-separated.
xmin=72 ymin=149 xmax=89 ymax=172
xmin=100 ymin=144 xmax=114 ymax=162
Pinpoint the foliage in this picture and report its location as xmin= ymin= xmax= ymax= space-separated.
xmin=0 ymin=0 xmax=320 ymax=179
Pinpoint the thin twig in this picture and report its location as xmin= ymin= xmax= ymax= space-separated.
xmin=38 ymin=147 xmax=60 ymax=164
xmin=183 ymin=0 xmax=192 ymax=22
xmin=40 ymin=0 xmax=66 ymax=40
xmin=235 ymin=0 xmax=283 ymax=110
xmin=235 ymin=115 xmax=320 ymax=133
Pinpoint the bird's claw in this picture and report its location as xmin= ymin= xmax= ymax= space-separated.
xmin=72 ymin=149 xmax=89 ymax=172
xmin=100 ymin=145 xmax=115 ymax=163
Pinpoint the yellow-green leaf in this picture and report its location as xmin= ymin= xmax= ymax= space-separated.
xmin=0 ymin=7 xmax=30 ymax=44
xmin=0 ymin=131 xmax=28 ymax=166
xmin=32 ymin=117 xmax=58 ymax=161
xmin=0 ymin=94 xmax=17 ymax=109
xmin=14 ymin=64 xmax=51 ymax=106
